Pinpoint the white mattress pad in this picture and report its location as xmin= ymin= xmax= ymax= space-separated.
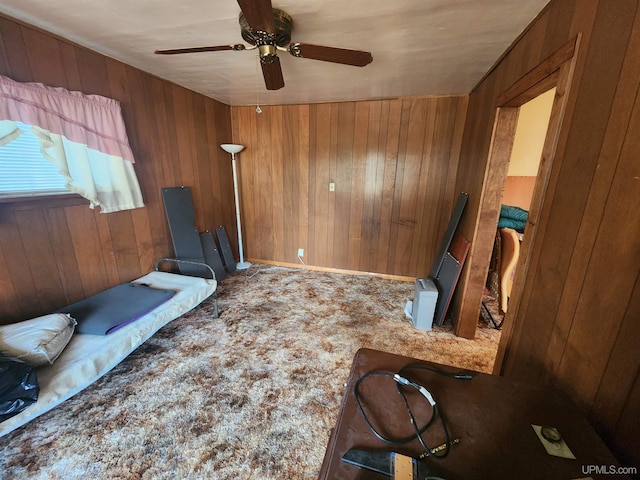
xmin=0 ymin=271 xmax=216 ymax=437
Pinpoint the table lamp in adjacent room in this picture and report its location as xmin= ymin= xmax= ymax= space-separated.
xmin=220 ymin=144 xmax=251 ymax=270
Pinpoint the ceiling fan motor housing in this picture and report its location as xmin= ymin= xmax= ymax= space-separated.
xmin=239 ymin=8 xmax=293 ymax=47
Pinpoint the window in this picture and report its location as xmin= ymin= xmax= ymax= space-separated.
xmin=0 ymin=122 xmax=69 ymax=197
xmin=1 ymin=74 xmax=144 ymax=213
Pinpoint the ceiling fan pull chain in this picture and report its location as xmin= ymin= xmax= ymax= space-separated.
xmin=255 ymin=54 xmax=262 ymax=114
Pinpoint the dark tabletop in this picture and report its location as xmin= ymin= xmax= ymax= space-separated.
xmin=318 ymin=348 xmax=625 ymax=480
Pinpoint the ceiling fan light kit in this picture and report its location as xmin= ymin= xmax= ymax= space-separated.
xmin=155 ymin=0 xmax=372 ymax=91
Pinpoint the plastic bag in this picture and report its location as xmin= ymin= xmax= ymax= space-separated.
xmin=0 ymin=356 xmax=39 ymax=423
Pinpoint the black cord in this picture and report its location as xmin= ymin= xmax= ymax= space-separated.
xmin=354 ymin=371 xmax=435 ymax=445
xmin=353 ymin=365 xmax=472 ymax=460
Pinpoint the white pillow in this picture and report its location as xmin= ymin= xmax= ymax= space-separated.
xmin=0 ymin=313 xmax=77 ymax=367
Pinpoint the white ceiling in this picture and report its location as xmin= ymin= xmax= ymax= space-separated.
xmin=0 ymin=0 xmax=550 ymax=106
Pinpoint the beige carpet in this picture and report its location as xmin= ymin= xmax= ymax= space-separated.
xmin=0 ymin=264 xmax=501 ymax=479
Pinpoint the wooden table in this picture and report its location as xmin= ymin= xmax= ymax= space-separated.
xmin=319 ymin=348 xmax=625 ymax=479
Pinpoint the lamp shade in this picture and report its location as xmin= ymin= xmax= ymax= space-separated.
xmin=220 ymin=144 xmax=245 ymax=154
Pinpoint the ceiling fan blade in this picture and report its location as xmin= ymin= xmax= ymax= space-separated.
xmin=237 ymin=0 xmax=275 ymax=34
xmin=261 ymin=56 xmax=284 ymax=90
xmin=155 ymin=44 xmax=245 ymax=55
xmin=288 ymin=43 xmax=373 ymax=67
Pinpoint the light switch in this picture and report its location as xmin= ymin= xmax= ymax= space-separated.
xmin=329 ymin=182 xmax=335 ymax=192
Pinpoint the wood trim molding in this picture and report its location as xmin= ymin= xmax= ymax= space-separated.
xmin=0 ymin=193 xmax=87 ymax=210
xmin=247 ymin=258 xmax=415 ymax=283
xmin=497 ymin=37 xmax=577 ymax=107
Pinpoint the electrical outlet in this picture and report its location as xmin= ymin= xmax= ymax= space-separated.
xmin=297 ymin=248 xmax=304 ymax=257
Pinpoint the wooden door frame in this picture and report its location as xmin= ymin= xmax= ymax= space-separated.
xmin=454 ymin=37 xmax=581 ymax=370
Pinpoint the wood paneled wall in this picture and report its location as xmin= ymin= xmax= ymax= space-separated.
xmin=231 ymin=97 xmax=468 ymax=277
xmin=454 ymin=0 xmax=640 ymax=466
xmin=0 ymin=15 xmax=236 ymax=323
xmin=3 ymin=0 xmax=636 ymax=466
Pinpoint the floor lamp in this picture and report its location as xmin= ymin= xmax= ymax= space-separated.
xmin=220 ymin=144 xmax=251 ymax=270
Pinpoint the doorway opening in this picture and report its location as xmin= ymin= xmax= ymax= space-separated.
xmin=482 ymin=88 xmax=556 ymax=327
xmin=453 ymin=36 xmax=581 ymax=376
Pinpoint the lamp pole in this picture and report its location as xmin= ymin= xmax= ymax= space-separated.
xmin=220 ymin=144 xmax=251 ymax=270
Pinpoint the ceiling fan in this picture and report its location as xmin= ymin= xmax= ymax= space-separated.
xmin=154 ymin=0 xmax=373 ymax=91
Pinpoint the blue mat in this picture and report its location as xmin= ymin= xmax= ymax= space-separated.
xmin=57 ymin=283 xmax=176 ymax=335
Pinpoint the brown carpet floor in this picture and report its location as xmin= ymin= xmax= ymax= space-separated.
xmin=0 ymin=264 xmax=501 ymax=479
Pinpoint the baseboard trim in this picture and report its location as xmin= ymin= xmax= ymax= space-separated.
xmin=246 ymin=258 xmax=415 ymax=283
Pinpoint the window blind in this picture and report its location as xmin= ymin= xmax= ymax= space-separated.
xmin=0 ymin=122 xmax=68 ymax=195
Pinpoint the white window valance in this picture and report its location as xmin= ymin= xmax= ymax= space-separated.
xmin=0 ymin=74 xmax=144 ymax=213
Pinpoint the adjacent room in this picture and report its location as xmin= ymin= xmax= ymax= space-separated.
xmin=1 ymin=0 xmax=638 ymax=478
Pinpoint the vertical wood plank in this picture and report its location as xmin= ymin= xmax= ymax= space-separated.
xmin=0 ymin=240 xmax=21 ymax=321
xmin=92 ymin=211 xmax=119 ymax=286
xmin=281 ymin=106 xmax=298 ymax=263
xmin=44 ymin=207 xmax=84 ymax=304
xmin=0 ymin=20 xmax=10 ymax=75
xmin=540 ymin=0 xmax=577 ymax=59
xmin=150 ymin=78 xmax=178 ymax=191
xmin=313 ymin=104 xmax=332 ymax=266
xmin=22 ymin=29 xmax=66 ymax=87
xmin=14 ymin=209 xmax=63 ymax=312
xmin=376 ymin=100 xmax=401 ymax=274
xmin=333 ymin=102 xmax=355 ymax=268
xmin=385 ymin=99 xmax=411 ymax=274
xmin=359 ymin=100 xmax=383 ymax=271
xmin=307 ymin=104 xmax=318 ymax=265
xmin=233 ymin=106 xmax=256 ymax=257
xmin=395 ymin=99 xmax=427 ymax=274
xmin=192 ymin=93 xmax=215 ymax=230
xmin=612 ymin=367 xmax=640 ymax=467
xmin=107 ymin=211 xmax=143 ymax=282
xmin=590 ymin=271 xmax=640 ymax=461
xmin=130 ymin=207 xmax=156 ymax=278
xmin=58 ymin=43 xmax=83 ymax=91
xmin=297 ymin=105 xmax=310 ymax=263
xmin=412 ymin=99 xmax=438 ymax=275
xmin=347 ymin=102 xmax=369 ymax=270
xmin=74 ymin=47 xmax=110 ymax=97
xmin=171 ymin=85 xmax=196 ymax=190
xmin=256 ymin=107 xmax=274 ymax=260
xmin=205 ymin=99 xmax=233 ymax=233
xmin=326 ymin=104 xmax=339 ymax=266
xmin=64 ymin=205 xmax=108 ymax=297
xmin=270 ymin=106 xmax=285 ymax=261
xmin=0 ymin=210 xmax=37 ymax=319
xmin=0 ymin=20 xmax=33 ymax=81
